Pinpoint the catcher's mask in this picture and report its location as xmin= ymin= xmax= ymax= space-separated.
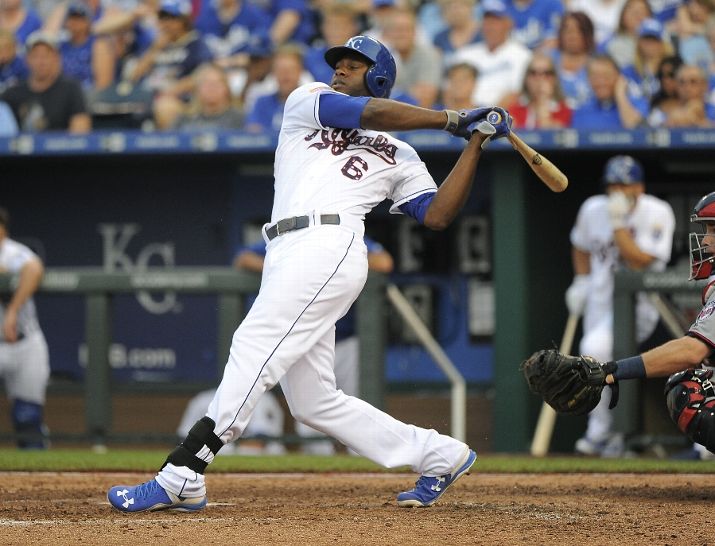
xmin=689 ymin=191 xmax=715 ymax=281
xmin=324 ymin=35 xmax=396 ymax=99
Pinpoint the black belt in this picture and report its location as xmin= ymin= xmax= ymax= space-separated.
xmin=265 ymin=214 xmax=340 ymax=241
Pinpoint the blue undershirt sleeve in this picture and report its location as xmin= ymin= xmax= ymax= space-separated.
xmin=318 ymin=93 xmax=370 ymax=129
xmin=398 ymin=192 xmax=436 ymax=225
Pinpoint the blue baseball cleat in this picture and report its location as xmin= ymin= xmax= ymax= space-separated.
xmin=397 ymin=449 xmax=477 ymax=508
xmin=107 ymin=479 xmax=207 ymax=513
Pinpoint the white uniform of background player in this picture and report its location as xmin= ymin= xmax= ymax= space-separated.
xmin=0 ymin=208 xmax=50 ymax=449
xmin=109 ymin=34 xmax=511 ymax=511
xmin=566 ymin=155 xmax=675 ymax=456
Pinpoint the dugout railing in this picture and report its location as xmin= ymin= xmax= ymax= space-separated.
xmin=0 ymin=268 xmax=391 ymax=446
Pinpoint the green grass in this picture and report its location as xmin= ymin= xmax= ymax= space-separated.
xmin=1 ymin=449 xmax=715 ymax=473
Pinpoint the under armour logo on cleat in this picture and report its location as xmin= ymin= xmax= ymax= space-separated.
xmin=117 ymin=489 xmax=134 ymax=509
xmin=430 ymin=477 xmax=446 ymax=492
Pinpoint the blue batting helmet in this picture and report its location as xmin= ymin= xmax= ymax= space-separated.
xmin=324 ymin=35 xmax=396 ymax=98
xmin=602 ymin=155 xmax=644 ymax=185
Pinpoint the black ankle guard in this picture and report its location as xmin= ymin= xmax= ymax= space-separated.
xmin=162 ymin=416 xmax=224 ymax=474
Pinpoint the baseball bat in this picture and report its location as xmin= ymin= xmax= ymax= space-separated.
xmin=529 ymin=312 xmax=580 ymax=457
xmin=507 ymin=132 xmax=568 ymax=193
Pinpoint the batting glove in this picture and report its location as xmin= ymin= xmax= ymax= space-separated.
xmin=565 ymin=274 xmax=589 ymax=316
xmin=443 ymin=107 xmax=492 ymax=139
xmin=607 ymin=191 xmax=631 ymax=230
xmin=466 ymin=107 xmax=513 ymax=149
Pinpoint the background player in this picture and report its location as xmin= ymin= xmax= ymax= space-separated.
xmin=108 ymin=34 xmax=512 ymax=511
xmin=177 ymin=235 xmax=393 ymax=455
xmin=0 ymin=207 xmax=50 ymax=449
xmin=565 ymin=155 xmax=675 ymax=456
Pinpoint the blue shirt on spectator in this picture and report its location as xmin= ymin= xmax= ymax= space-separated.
xmin=245 ymin=92 xmax=285 ymax=132
xmin=14 ymin=9 xmax=43 ymax=49
xmin=196 ymin=1 xmax=271 ymax=59
xmin=0 ymin=100 xmax=18 ymax=136
xmin=549 ymin=49 xmax=591 ymax=108
xmin=304 ymin=45 xmax=332 ymax=84
xmin=621 ymin=64 xmax=659 ymax=103
xmin=572 ymin=96 xmax=648 ymax=130
xmin=0 ymin=56 xmax=28 ymax=94
xmin=60 ymin=36 xmax=95 ymax=89
xmin=649 ymin=0 xmax=680 ymax=24
xmin=140 ymin=31 xmax=213 ymax=92
xmin=250 ymin=0 xmax=316 ymax=45
xmin=507 ymin=0 xmax=563 ymax=50
xmin=433 ymin=27 xmax=481 ymax=55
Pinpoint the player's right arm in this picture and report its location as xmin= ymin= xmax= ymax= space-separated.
xmin=3 ymin=254 xmax=43 ymax=342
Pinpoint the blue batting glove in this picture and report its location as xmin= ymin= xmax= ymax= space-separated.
xmin=444 ymin=107 xmax=492 ymax=139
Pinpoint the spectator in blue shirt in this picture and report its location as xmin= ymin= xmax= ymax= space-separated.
xmin=0 ymin=99 xmax=18 ymax=136
xmin=251 ymin=0 xmax=316 ymax=46
xmin=195 ymin=0 xmax=271 ymax=69
xmin=433 ymin=0 xmax=481 ymax=57
xmin=621 ymin=18 xmax=675 ymax=103
xmin=550 ymin=10 xmax=596 ymax=109
xmin=572 ymin=53 xmax=648 ymax=130
xmin=507 ymin=0 xmax=564 ymax=51
xmin=0 ymin=29 xmax=28 ymax=94
xmin=0 ymin=0 xmax=42 ymax=51
xmin=303 ymin=5 xmax=359 ymax=85
xmin=244 ymin=42 xmax=303 ymax=132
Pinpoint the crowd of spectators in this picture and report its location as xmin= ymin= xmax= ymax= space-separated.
xmin=1 ymin=0 xmax=715 ymax=135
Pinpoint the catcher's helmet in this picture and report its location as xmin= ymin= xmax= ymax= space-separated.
xmin=602 ymin=155 xmax=644 ymax=185
xmin=324 ymin=35 xmax=396 ymax=98
xmin=689 ymin=191 xmax=715 ymax=280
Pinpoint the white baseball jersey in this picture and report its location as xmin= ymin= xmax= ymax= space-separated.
xmin=272 ymin=82 xmax=438 ymax=233
xmin=570 ymin=193 xmax=675 ymax=340
xmin=0 ymin=237 xmax=42 ymax=342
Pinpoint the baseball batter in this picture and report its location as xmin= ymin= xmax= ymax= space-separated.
xmin=566 ymin=155 xmax=675 ymax=456
xmin=0 ymin=207 xmax=50 ymax=449
xmin=108 ymin=35 xmax=513 ymax=512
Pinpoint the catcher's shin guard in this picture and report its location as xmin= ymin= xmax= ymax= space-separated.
xmin=162 ymin=417 xmax=224 ymax=474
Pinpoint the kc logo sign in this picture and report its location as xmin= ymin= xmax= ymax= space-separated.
xmin=99 ymin=223 xmax=179 ymax=314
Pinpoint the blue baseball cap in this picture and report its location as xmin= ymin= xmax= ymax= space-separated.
xmin=482 ymin=0 xmax=509 ymax=17
xmin=373 ymin=0 xmax=395 ymax=7
xmin=602 ymin=155 xmax=644 ymax=185
xmin=638 ymin=18 xmax=664 ymax=39
xmin=66 ymin=3 xmax=90 ymax=17
xmin=159 ymin=0 xmax=192 ymax=17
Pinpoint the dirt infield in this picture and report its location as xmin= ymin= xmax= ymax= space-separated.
xmin=1 ymin=471 xmax=713 ymax=545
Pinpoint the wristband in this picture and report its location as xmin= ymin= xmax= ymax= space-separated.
xmin=612 ymin=355 xmax=646 ymax=381
xmin=443 ymin=110 xmax=459 ymax=133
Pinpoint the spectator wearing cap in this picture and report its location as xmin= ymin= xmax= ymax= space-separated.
xmin=0 ymin=29 xmax=28 ymax=94
xmin=433 ymin=62 xmax=478 ymax=111
xmin=244 ymin=42 xmax=304 ymax=132
xmin=129 ymin=0 xmax=213 ymax=129
xmin=549 ymin=11 xmax=595 ymax=109
xmin=0 ymin=0 xmax=42 ymax=49
xmin=602 ymin=0 xmax=653 ymax=69
xmin=304 ymin=5 xmax=360 ymax=85
xmin=659 ymin=63 xmax=715 ymax=127
xmin=571 ymin=53 xmax=648 ymax=130
xmin=432 ymin=0 xmax=481 ymax=57
xmin=507 ymin=51 xmax=572 ymax=129
xmin=382 ymin=7 xmax=442 ymax=108
xmin=195 ymin=0 xmax=271 ymax=70
xmin=59 ymin=3 xmax=115 ymax=91
xmin=507 ymin=0 xmax=564 ymax=51
xmin=567 ymin=0 xmax=628 ymax=46
xmin=451 ymin=0 xmax=532 ymax=107
xmin=621 ymin=18 xmax=674 ymax=103
xmin=0 ymin=31 xmax=91 ymax=132
xmin=173 ymin=62 xmax=243 ymax=130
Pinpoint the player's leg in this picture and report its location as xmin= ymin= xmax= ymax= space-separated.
xmin=280 ymin=328 xmax=475 ymax=506
xmin=108 ymin=227 xmax=365 ymax=512
xmin=575 ymin=317 xmax=622 ymax=456
xmin=5 ymin=332 xmax=50 ymax=449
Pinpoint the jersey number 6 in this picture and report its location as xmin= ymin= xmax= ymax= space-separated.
xmin=341 ymin=155 xmax=369 ymax=180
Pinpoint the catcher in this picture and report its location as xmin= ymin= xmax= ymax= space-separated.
xmin=522 ymin=191 xmax=715 ymax=453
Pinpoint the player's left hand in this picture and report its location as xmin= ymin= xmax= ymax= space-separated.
xmin=446 ymin=107 xmax=492 ymax=139
xmin=467 ymin=107 xmax=513 ymax=149
xmin=607 ymin=190 xmax=630 ymax=230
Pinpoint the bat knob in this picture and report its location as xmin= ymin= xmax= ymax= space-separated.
xmin=487 ymin=110 xmax=502 ymax=124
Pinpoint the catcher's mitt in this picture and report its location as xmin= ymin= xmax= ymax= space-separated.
xmin=520 ymin=349 xmax=618 ymax=415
